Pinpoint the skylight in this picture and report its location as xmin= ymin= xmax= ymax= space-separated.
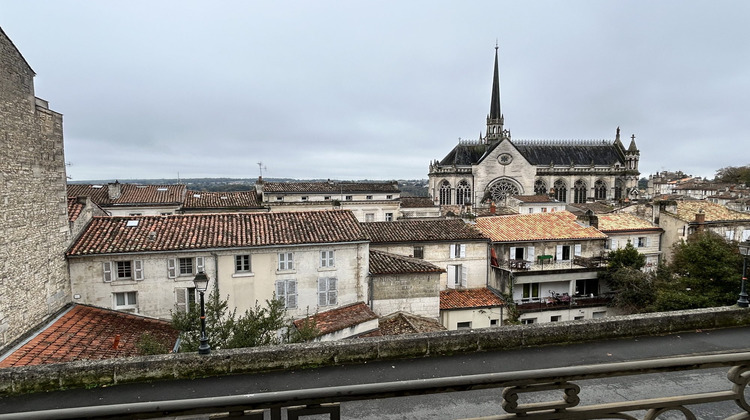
xmin=126 ymin=220 xmax=139 ymax=227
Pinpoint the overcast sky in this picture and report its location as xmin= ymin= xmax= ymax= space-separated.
xmin=3 ymin=1 xmax=749 ymax=181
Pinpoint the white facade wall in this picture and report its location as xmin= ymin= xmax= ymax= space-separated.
xmin=440 ymin=307 xmax=503 ymax=330
xmin=105 ymin=206 xmax=181 ymax=217
xmin=266 ymin=196 xmax=400 ymax=222
xmin=518 ymin=305 xmax=617 ymax=324
xmin=606 ymin=231 xmax=662 ymax=270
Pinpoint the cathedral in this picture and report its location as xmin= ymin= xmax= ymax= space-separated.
xmin=428 ymin=47 xmax=641 ymax=208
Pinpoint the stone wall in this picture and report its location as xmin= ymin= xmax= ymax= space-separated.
xmin=2 ymin=306 xmax=749 ymax=396
xmin=0 ymin=28 xmax=70 ymax=348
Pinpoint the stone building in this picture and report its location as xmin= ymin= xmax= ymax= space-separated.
xmin=0 ymin=27 xmax=70 ymax=347
xmin=428 ymin=47 xmax=641 ymax=210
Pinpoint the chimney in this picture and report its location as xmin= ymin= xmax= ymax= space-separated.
xmin=695 ymin=209 xmax=706 ymax=232
xmin=108 ymin=181 xmax=121 ymax=200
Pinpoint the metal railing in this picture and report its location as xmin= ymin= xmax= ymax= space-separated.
xmin=3 ymin=352 xmax=750 ymax=420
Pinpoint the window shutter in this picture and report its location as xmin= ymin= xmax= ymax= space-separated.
xmin=320 ymin=252 xmax=326 ymax=268
xmin=612 ymin=239 xmax=618 ymax=249
xmin=134 ymin=260 xmax=144 ymax=280
xmin=574 ymin=244 xmax=582 ymax=256
xmin=509 ymin=247 xmax=516 ymax=259
xmin=460 ymin=266 xmax=468 ymax=288
xmin=449 ymin=244 xmax=456 ymax=258
xmin=459 ymin=244 xmax=466 ymax=258
xmin=275 ymin=280 xmax=285 ymax=301
xmin=287 ymin=280 xmax=297 ymax=308
xmin=447 ymin=265 xmax=456 ymax=288
xmin=743 ymin=230 xmax=750 ymax=241
xmin=278 ymin=253 xmax=285 ymax=271
xmin=167 ymin=258 xmax=176 ymax=279
xmin=646 ymin=237 xmax=651 ymax=247
xmin=556 ymin=245 xmax=563 ymax=260
xmin=196 ymin=257 xmax=205 ymax=273
xmin=103 ymin=262 xmax=112 ymax=282
xmin=318 ymin=278 xmax=327 ymax=306
xmin=288 ymin=253 xmax=294 ymax=270
xmin=527 ymin=246 xmax=535 ymax=262
xmin=329 ymin=278 xmax=338 ymax=305
xmin=175 ymin=288 xmax=187 ymax=312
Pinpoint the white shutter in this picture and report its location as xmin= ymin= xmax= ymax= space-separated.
xmin=196 ymin=256 xmax=205 ymax=273
xmin=449 ymin=244 xmax=456 ymax=259
xmin=134 ymin=260 xmax=144 ymax=281
xmin=329 ymin=278 xmax=337 ymax=305
xmin=447 ymin=265 xmax=456 ymax=288
xmin=574 ymin=244 xmax=582 ymax=256
xmin=556 ymin=245 xmax=563 ymax=260
xmin=103 ymin=262 xmax=112 ymax=282
xmin=743 ymin=230 xmax=750 ymax=241
xmin=612 ymin=239 xmax=618 ymax=250
xmin=527 ymin=246 xmax=535 ymax=262
xmin=459 ymin=244 xmax=466 ymax=258
xmin=509 ymin=247 xmax=517 ymax=260
xmin=318 ymin=278 xmax=327 ymax=306
xmin=646 ymin=237 xmax=651 ymax=247
xmin=175 ymin=288 xmax=187 ymax=312
xmin=287 ymin=280 xmax=297 ymax=308
xmin=460 ymin=266 xmax=468 ymax=288
xmin=167 ymin=258 xmax=177 ymax=279
xmin=320 ymin=252 xmax=326 ymax=268
xmin=275 ymin=280 xmax=285 ymax=301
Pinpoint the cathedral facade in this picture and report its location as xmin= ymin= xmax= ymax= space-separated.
xmin=428 ymin=47 xmax=641 ymax=209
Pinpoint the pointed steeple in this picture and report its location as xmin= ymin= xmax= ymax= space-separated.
xmin=628 ymin=134 xmax=639 ymax=152
xmin=486 ymin=43 xmax=504 ymax=142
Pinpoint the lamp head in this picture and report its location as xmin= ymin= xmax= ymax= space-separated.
xmin=193 ymin=271 xmax=209 ymax=292
xmin=740 ymin=240 xmax=750 ymax=257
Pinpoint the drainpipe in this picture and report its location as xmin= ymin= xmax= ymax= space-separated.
xmin=211 ymin=252 xmax=219 ymax=292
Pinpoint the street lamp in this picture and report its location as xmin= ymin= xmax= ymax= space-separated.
xmin=738 ymin=240 xmax=750 ymax=308
xmin=193 ymin=271 xmax=211 ymax=354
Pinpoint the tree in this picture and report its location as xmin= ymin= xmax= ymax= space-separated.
xmin=607 ymin=242 xmax=646 ymax=271
xmin=601 ymin=242 xmax=650 ymax=313
xmin=715 ymin=164 xmax=750 ymax=186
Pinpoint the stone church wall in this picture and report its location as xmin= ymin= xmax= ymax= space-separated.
xmin=0 ymin=29 xmax=71 ymax=348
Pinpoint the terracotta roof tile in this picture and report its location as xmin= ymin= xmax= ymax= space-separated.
xmin=361 ymin=219 xmax=488 ymax=243
xmin=368 ymin=250 xmax=445 ymax=275
xmin=566 ymin=201 xmax=615 ymax=214
xmin=67 ymin=197 xmax=85 ymax=222
xmin=669 ymin=201 xmax=750 ymax=222
xmin=378 ymin=312 xmax=446 ymax=335
xmin=597 ymin=213 xmax=663 ymax=233
xmin=67 ymin=183 xmax=186 ymax=206
xmin=400 ymin=197 xmax=437 ymax=208
xmin=510 ymin=195 xmax=560 ymax=204
xmin=263 ymin=181 xmax=399 ymax=194
xmin=440 ymin=288 xmax=504 ymax=310
xmin=474 ymin=211 xmax=607 ymax=242
xmin=293 ymin=302 xmax=377 ymax=336
xmin=68 ymin=210 xmax=368 ymax=256
xmin=0 ymin=305 xmax=177 ymax=367
xmin=183 ymin=190 xmax=261 ymax=209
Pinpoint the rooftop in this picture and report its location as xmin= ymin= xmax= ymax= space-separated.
xmin=68 ymin=210 xmax=368 ymax=256
xmin=67 ymin=183 xmax=186 ymax=206
xmin=596 ymin=213 xmax=663 ymax=233
xmin=670 ymin=201 xmax=750 ymax=223
xmin=377 ymin=312 xmax=446 ymax=335
xmin=0 ymin=305 xmax=177 ymax=367
xmin=440 ymin=288 xmax=504 ymax=310
xmin=361 ymin=219 xmax=487 ymax=243
xmin=400 ymin=197 xmax=437 ymax=208
xmin=510 ymin=195 xmax=560 ymax=204
xmin=293 ymin=302 xmax=378 ymax=336
xmin=183 ymin=190 xmax=261 ymax=209
xmin=475 ymin=211 xmax=607 ymax=242
xmin=262 ymin=181 xmax=399 ymax=194
xmin=67 ymin=197 xmax=85 ymax=222
xmin=368 ymin=250 xmax=445 ymax=275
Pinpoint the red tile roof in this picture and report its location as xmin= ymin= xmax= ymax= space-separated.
xmin=361 ymin=219 xmax=488 ymax=243
xmin=378 ymin=312 xmax=446 ymax=335
xmin=67 ymin=197 xmax=85 ymax=222
xmin=0 ymin=305 xmax=177 ymax=367
xmin=293 ymin=302 xmax=378 ymax=336
xmin=597 ymin=213 xmax=663 ymax=233
xmin=400 ymin=197 xmax=437 ymax=208
xmin=440 ymin=288 xmax=504 ymax=310
xmin=183 ymin=190 xmax=261 ymax=209
xmin=669 ymin=201 xmax=750 ymax=222
xmin=474 ymin=211 xmax=607 ymax=242
xmin=368 ymin=250 xmax=445 ymax=275
xmin=263 ymin=181 xmax=399 ymax=194
xmin=68 ymin=210 xmax=368 ymax=256
xmin=67 ymin=183 xmax=186 ymax=206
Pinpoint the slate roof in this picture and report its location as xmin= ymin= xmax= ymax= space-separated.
xmin=263 ymin=181 xmax=399 ymax=194
xmin=0 ymin=305 xmax=177 ymax=367
xmin=361 ymin=219 xmax=488 ymax=244
xmin=596 ymin=213 xmax=663 ymax=233
xmin=377 ymin=312 xmax=446 ymax=335
xmin=669 ymin=201 xmax=750 ymax=223
xmin=439 ymin=140 xmax=625 ymax=167
xmin=369 ymin=250 xmax=445 ymax=275
xmin=400 ymin=197 xmax=437 ymax=208
xmin=67 ymin=183 xmax=186 ymax=206
xmin=440 ymin=288 xmax=504 ymax=310
xmin=293 ymin=302 xmax=378 ymax=336
xmin=183 ymin=190 xmax=261 ymax=209
xmin=68 ymin=210 xmax=368 ymax=256
xmin=474 ymin=211 xmax=608 ymax=242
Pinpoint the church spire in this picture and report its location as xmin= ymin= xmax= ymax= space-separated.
xmin=486 ymin=43 xmax=504 ymax=142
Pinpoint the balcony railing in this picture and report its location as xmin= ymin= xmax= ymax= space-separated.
xmin=499 ymin=256 xmax=606 ymax=272
xmin=9 ymin=352 xmax=750 ymax=420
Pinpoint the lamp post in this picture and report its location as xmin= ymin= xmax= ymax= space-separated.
xmin=738 ymin=240 xmax=750 ymax=308
xmin=193 ymin=271 xmax=211 ymax=354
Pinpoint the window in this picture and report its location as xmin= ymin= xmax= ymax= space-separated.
xmin=594 ymin=179 xmax=607 ymax=200
xmin=528 ymin=208 xmax=534 ymax=214
xmin=366 ymin=195 xmax=373 ymax=200
xmin=522 ymin=283 xmax=540 ymax=301
xmin=168 ymin=257 xmax=204 ymax=278
xmin=385 ymin=212 xmax=393 ymax=222
xmin=456 ymin=321 xmax=472 ymax=330
xmin=386 ymin=195 xmax=393 ymax=199
xmin=490 ymin=319 xmax=499 ymax=327
xmin=301 ymin=196 xmax=309 ymax=201
xmin=592 ymin=311 xmax=606 ymax=319
xmin=541 ymin=207 xmax=547 ymax=212
xmin=553 ymin=179 xmax=567 ymax=202
xmin=413 ymin=246 xmax=424 ymax=259
xmin=450 ymin=243 xmax=466 ymax=259
xmin=556 ymin=245 xmax=571 ymax=261
xmin=129 ymin=212 xmax=142 ymax=216
xmin=637 ymin=237 xmax=648 ymax=248
xmin=365 ymin=213 xmax=375 ymax=222
xmin=551 ymin=315 xmax=561 ymax=322
xmin=447 ymin=265 xmax=467 ymax=288
xmin=276 ymin=279 xmax=297 ymax=309
xmin=103 ymin=260 xmax=143 ymax=282
xmin=573 ymin=180 xmax=587 ymax=204
xmin=114 ymin=291 xmax=137 ymax=310
xmin=456 ymin=180 xmax=472 ymax=205
xmin=160 ymin=212 xmax=172 ymax=216
xmin=574 ymin=316 xmax=585 ymax=321
xmin=345 ymin=195 xmax=353 ymax=201
xmin=534 ymin=179 xmax=547 ymax=195
xmin=324 ymin=196 xmax=331 ymax=200
xmin=318 ymin=277 xmax=338 ymax=306
xmin=439 ymin=180 xmax=452 ymax=205
xmin=725 ymin=231 xmax=735 ymax=241
xmin=276 ymin=196 xmax=283 ymax=201
xmin=175 ymin=287 xmax=196 ymax=312
xmin=576 ymin=279 xmax=599 ymax=296
xmin=320 ymin=250 xmax=335 ymax=268
xmin=278 ymin=252 xmax=294 ymax=271
xmin=521 ymin=318 xmax=536 ymax=325
xmin=235 ymin=255 xmax=251 ymax=273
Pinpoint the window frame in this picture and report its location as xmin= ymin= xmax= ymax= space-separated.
xmin=235 ymin=254 xmax=252 ymax=273
xmin=413 ymin=246 xmax=424 ymax=259
xmin=276 ymin=279 xmax=298 ymax=309
xmin=278 ymin=252 xmax=294 ymax=271
xmin=318 ymin=277 xmax=338 ymax=306
xmin=113 ymin=291 xmax=137 ymax=310
xmin=320 ymin=250 xmax=335 ymax=268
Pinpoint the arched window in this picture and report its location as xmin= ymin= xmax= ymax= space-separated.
xmin=456 ymin=180 xmax=472 ymax=205
xmin=553 ymin=179 xmax=567 ymax=202
xmin=573 ymin=180 xmax=587 ymax=204
xmin=487 ymin=180 xmax=521 ymax=204
xmin=439 ymin=180 xmax=452 ymax=205
xmin=614 ymin=179 xmax=624 ymax=200
xmin=534 ymin=179 xmax=547 ymax=195
xmin=594 ymin=179 xmax=607 ymax=200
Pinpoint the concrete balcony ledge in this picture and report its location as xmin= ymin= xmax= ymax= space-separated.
xmin=2 ymin=306 xmax=750 ymax=397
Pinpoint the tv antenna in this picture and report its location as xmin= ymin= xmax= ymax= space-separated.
xmin=257 ymin=161 xmax=267 ymax=178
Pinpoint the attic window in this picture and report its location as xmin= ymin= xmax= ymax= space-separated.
xmin=92 ymin=185 xmax=103 ymax=189
xmin=220 ymin=196 xmax=228 ymax=200
xmin=193 ymin=194 xmax=201 ymax=198
xmin=126 ymin=220 xmax=139 ymax=227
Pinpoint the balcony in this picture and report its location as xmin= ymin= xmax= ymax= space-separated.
xmin=516 ymin=294 xmax=612 ymax=312
xmin=498 ymin=255 xmax=606 ymax=273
